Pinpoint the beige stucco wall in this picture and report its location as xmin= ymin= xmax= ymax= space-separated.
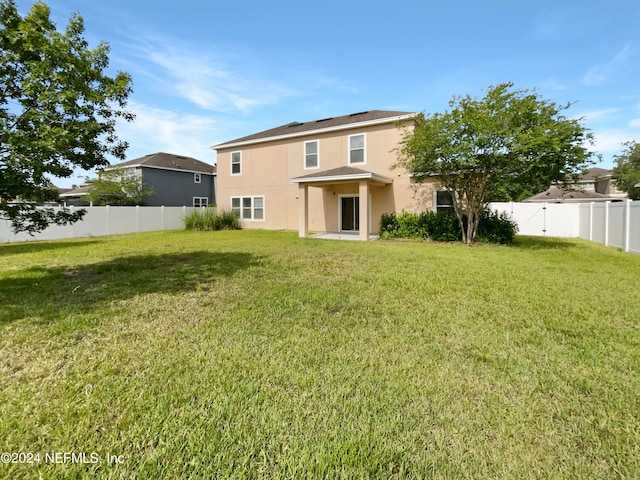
xmin=216 ymin=120 xmax=436 ymax=233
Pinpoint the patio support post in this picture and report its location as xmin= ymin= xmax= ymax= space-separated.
xmin=298 ymin=184 xmax=308 ymax=238
xmin=359 ymin=180 xmax=369 ymax=241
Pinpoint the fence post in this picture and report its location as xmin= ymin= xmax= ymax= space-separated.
xmin=136 ymin=205 xmax=140 ymax=233
xmin=161 ymin=206 xmax=165 ymax=230
xmin=624 ymin=199 xmax=631 ymax=252
xmin=70 ymin=205 xmax=76 ymax=239
xmin=106 ymin=205 xmax=110 ymax=236
xmin=604 ymin=201 xmax=610 ymax=247
xmin=589 ymin=202 xmax=594 ymax=241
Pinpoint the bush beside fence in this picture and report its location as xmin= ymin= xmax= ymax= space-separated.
xmin=380 ymin=210 xmax=518 ymax=244
xmin=184 ymin=209 xmax=240 ymax=231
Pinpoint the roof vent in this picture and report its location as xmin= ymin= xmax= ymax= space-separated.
xmin=288 ymin=122 xmax=304 ymax=127
xmin=315 ymin=117 xmax=334 ymax=123
xmin=349 ymin=111 xmax=369 ymax=117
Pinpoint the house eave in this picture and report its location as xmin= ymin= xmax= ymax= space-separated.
xmin=212 ymin=113 xmax=416 ymax=150
xmin=58 ymin=191 xmax=90 ymax=197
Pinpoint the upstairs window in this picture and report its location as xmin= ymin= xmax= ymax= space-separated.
xmin=194 ymin=173 xmax=201 ymax=183
xmin=304 ymin=140 xmax=319 ymax=169
xmin=231 ymin=151 xmax=241 ymax=175
xmin=348 ymin=134 xmax=365 ymax=165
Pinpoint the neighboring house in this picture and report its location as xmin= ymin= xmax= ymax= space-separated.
xmin=58 ymin=184 xmax=92 ymax=206
xmin=575 ymin=167 xmax=626 ymax=199
xmin=110 ymin=152 xmax=217 ymax=207
xmin=213 ymin=110 xmax=437 ymax=240
xmin=60 ymin=152 xmax=217 ymax=207
xmin=524 ymin=168 xmax=627 ymax=203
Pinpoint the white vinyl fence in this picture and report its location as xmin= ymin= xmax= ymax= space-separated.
xmin=489 ymin=200 xmax=640 ymax=254
xmin=1 ymin=206 xmax=199 ymax=243
xmin=3 ymin=202 xmax=639 ymax=254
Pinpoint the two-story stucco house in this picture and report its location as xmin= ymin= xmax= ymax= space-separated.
xmin=213 ymin=110 xmax=436 ymax=240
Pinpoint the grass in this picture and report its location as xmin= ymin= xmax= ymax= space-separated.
xmin=1 ymin=230 xmax=639 ymax=479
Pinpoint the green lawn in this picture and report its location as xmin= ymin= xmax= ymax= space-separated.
xmin=1 ymin=230 xmax=639 ymax=479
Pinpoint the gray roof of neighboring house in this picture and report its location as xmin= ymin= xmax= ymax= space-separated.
xmin=578 ymin=167 xmax=612 ymax=181
xmin=58 ymin=184 xmax=92 ymax=197
xmin=108 ymin=152 xmax=216 ymax=174
xmin=214 ymin=110 xmax=415 ymax=148
xmin=523 ymin=185 xmax=615 ymax=203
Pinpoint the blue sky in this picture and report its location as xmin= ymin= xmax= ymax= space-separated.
xmin=16 ymin=0 xmax=640 ymax=187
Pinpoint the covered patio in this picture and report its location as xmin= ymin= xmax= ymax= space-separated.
xmin=290 ymin=166 xmax=392 ymax=241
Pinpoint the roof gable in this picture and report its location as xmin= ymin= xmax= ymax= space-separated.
xmin=213 ymin=110 xmax=415 ymax=149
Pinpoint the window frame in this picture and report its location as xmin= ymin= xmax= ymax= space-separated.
xmin=434 ymin=190 xmax=454 ymax=213
xmin=230 ymin=195 xmax=265 ymax=221
xmin=193 ymin=196 xmax=209 ymax=208
xmin=304 ymin=140 xmax=320 ymax=170
xmin=230 ymin=151 xmax=242 ymax=176
xmin=348 ymin=133 xmax=366 ymax=165
xmin=194 ymin=173 xmax=201 ymax=183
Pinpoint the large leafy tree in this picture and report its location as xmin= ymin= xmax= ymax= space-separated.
xmin=0 ymin=0 xmax=133 ymax=233
xmin=86 ymin=167 xmax=153 ymax=206
xmin=396 ymin=83 xmax=595 ymax=244
xmin=612 ymin=141 xmax=640 ymax=200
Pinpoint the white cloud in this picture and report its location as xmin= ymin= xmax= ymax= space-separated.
xmin=582 ymin=44 xmax=633 ymax=86
xmin=114 ymin=102 xmax=219 ymax=164
xmin=539 ymin=79 xmax=568 ymax=91
xmin=55 ymin=103 xmax=224 ymax=188
xmin=129 ymin=41 xmax=299 ymax=114
xmin=573 ymin=108 xmax=621 ymax=122
xmin=591 ymin=128 xmax=640 ymax=154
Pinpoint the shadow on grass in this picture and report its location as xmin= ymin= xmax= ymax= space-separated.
xmin=512 ymin=236 xmax=580 ymax=250
xmin=0 ymin=251 xmax=262 ymax=325
xmin=0 ymin=239 xmax=107 ymax=257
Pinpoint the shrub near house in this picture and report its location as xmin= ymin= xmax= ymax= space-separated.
xmin=184 ymin=209 xmax=240 ymax=231
xmin=380 ymin=210 xmax=518 ymax=244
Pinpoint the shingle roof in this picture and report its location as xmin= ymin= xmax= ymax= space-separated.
xmin=578 ymin=167 xmax=612 ymax=181
xmin=108 ymin=152 xmax=216 ymax=174
xmin=290 ymin=166 xmax=393 ymax=185
xmin=214 ymin=110 xmax=415 ymax=148
xmin=524 ymin=185 xmax=613 ymax=202
xmin=58 ymin=184 xmax=92 ymax=197
xmin=292 ymin=166 xmax=376 ymax=180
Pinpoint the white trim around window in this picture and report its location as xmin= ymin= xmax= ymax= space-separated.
xmin=193 ymin=197 xmax=208 ymax=207
xmin=230 ymin=195 xmax=264 ymax=221
xmin=348 ymin=133 xmax=366 ymax=165
xmin=230 ymin=151 xmax=242 ymax=176
xmin=194 ymin=173 xmax=201 ymax=183
xmin=304 ymin=139 xmax=319 ymax=170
